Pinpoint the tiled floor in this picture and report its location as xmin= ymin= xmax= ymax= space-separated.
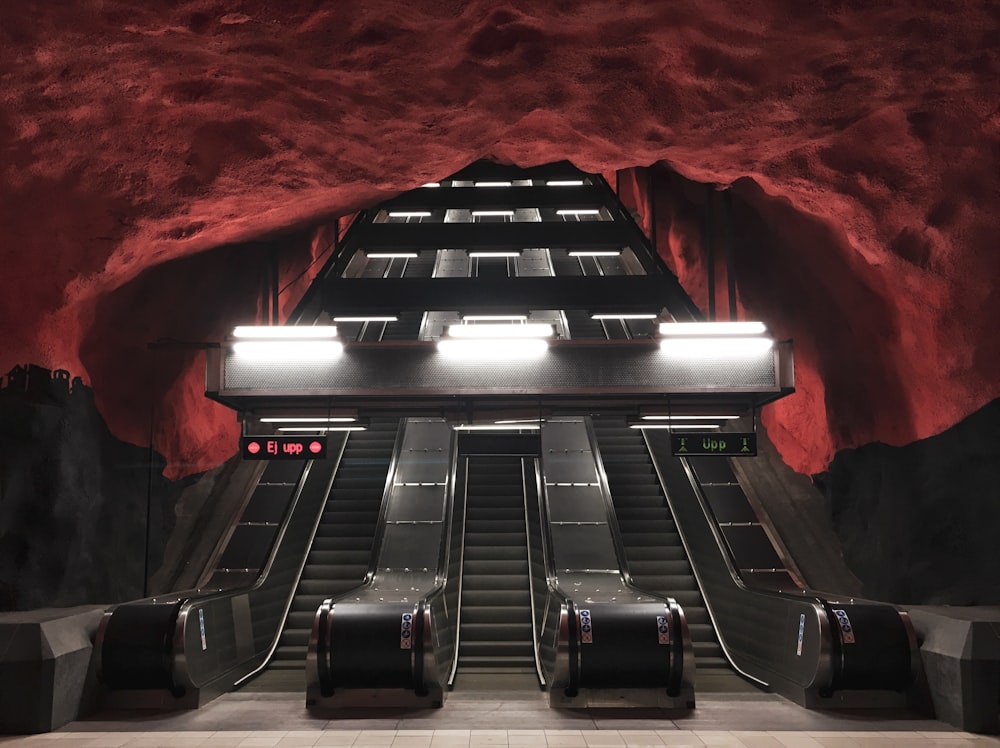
xmin=1 ymin=686 xmax=996 ymax=747
xmin=2 ymin=729 xmax=997 ymax=747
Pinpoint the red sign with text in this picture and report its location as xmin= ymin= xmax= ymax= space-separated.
xmin=241 ymin=436 xmax=327 ymax=460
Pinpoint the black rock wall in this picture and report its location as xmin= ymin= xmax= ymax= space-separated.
xmin=815 ymin=397 xmax=1000 ymax=605
xmin=0 ymin=372 xmax=188 ymax=610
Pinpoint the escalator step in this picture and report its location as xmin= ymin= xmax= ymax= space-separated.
xmin=627 ymin=560 xmax=692 ymax=576
xmin=464 ymin=546 xmax=531 ymax=561
xmin=460 ymin=622 xmax=534 ymax=641
xmin=626 ymin=546 xmax=688 ymax=561
xmin=461 ymin=606 xmax=539 ymax=624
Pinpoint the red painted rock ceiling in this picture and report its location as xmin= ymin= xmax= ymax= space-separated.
xmin=2 ymin=1 xmax=999 ymax=479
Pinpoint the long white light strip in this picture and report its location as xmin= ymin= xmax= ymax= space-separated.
xmin=452 ymin=423 xmax=542 ymax=431
xmin=277 ymin=425 xmax=367 ymax=432
xmin=388 ymin=211 xmax=432 ymax=218
xmin=569 ymin=250 xmax=622 ymax=257
xmin=659 ymin=321 xmax=767 ymax=336
xmin=472 ymin=210 xmax=515 ymax=216
xmin=463 ymin=314 xmax=528 ymax=322
xmin=641 ymin=414 xmax=740 ymax=420
xmin=332 ymin=316 xmax=399 ymax=323
xmin=261 ymin=417 xmax=356 ymax=423
xmin=366 ymin=251 xmax=418 ymax=259
xmin=422 ymin=182 xmax=441 ymax=187
xmin=468 ymin=251 xmax=521 ymax=258
xmin=474 ymin=181 xmax=512 ymax=187
xmin=437 ymin=338 xmax=548 ymax=359
xmin=447 ymin=323 xmax=553 ymax=339
xmin=556 ymin=209 xmax=601 ymax=216
xmin=591 ymin=313 xmax=658 ymax=320
xmin=630 ymin=423 xmax=722 ymax=430
xmin=660 ymin=337 xmax=774 ymax=356
xmin=232 ymin=325 xmax=338 ymax=339
xmin=233 ymin=341 xmax=343 ymax=360
xmin=547 ymin=180 xmax=585 ymax=186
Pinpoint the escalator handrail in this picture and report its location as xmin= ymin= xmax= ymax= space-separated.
xmin=358 ymin=419 xmax=411 ymax=586
xmin=232 ymin=433 xmax=352 ymax=687
xmin=310 ymin=420 xmax=459 ymax=696
xmin=643 ymin=428 xmax=832 ymax=688
xmin=172 ymin=441 xmax=348 ymax=690
xmin=444 ymin=452 xmax=469 ymax=687
xmin=410 ymin=424 xmax=462 ymax=687
xmin=584 ymin=416 xmax=653 ymax=593
xmin=520 ymin=457 xmax=548 ymax=686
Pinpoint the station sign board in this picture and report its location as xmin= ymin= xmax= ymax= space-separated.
xmin=670 ymin=432 xmax=757 ymax=457
xmin=241 ymin=435 xmax=327 ymax=460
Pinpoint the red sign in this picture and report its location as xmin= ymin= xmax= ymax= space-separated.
xmin=241 ymin=436 xmax=328 ymax=460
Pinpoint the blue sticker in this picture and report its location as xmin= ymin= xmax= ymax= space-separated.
xmin=579 ymin=609 xmax=593 ymax=644
xmin=656 ymin=615 xmax=670 ymax=645
xmin=400 ymin=612 xmax=414 ymax=649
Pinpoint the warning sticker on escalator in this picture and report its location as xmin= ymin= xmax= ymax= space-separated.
xmin=832 ymin=609 xmax=856 ymax=644
xmin=579 ymin=609 xmax=593 ymax=644
xmin=400 ymin=612 xmax=413 ymax=649
xmin=657 ymin=615 xmax=670 ymax=645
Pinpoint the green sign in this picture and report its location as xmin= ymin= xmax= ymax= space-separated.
xmin=670 ymin=433 xmax=757 ymax=456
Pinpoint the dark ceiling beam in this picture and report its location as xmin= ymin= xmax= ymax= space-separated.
xmin=354 ymin=221 xmax=627 ymax=250
xmin=322 ymin=276 xmax=676 ymax=313
xmin=380 ymin=186 xmax=606 ymax=210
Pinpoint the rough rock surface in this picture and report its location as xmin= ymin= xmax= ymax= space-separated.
xmin=2 ymin=1 xmax=999 ymax=478
xmin=815 ymin=397 xmax=1000 ymax=605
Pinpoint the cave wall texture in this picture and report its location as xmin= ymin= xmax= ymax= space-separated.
xmin=2 ymin=2 xmax=1000 ymax=604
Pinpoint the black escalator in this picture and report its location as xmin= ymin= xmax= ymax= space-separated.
xmin=593 ymin=417 xmax=754 ymax=691
xmin=244 ymin=419 xmax=399 ymax=691
xmin=456 ymin=457 xmax=535 ymax=676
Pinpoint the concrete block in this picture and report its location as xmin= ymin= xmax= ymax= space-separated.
xmin=0 ymin=605 xmax=106 ymax=733
xmin=907 ymin=605 xmax=1000 ymax=734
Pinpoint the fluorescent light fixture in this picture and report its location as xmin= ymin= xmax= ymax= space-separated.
xmin=591 ymin=313 xmax=659 ymax=320
xmin=474 ymin=181 xmax=512 ymax=187
xmin=659 ymin=321 xmax=768 ymax=336
xmin=437 ymin=338 xmax=548 ymax=359
xmin=494 ymin=419 xmax=544 ymax=425
xmin=471 ymin=210 xmax=515 ymax=217
xmin=261 ymin=417 xmax=356 ymax=423
xmin=641 ymin=414 xmax=740 ymax=420
xmin=452 ymin=423 xmax=542 ymax=431
xmin=332 ymin=316 xmax=399 ymax=323
xmin=569 ymin=250 xmax=622 ymax=257
xmin=277 ymin=425 xmax=367 ymax=432
xmin=447 ymin=323 xmax=553 ymax=338
xmin=422 ymin=182 xmax=441 ymax=187
xmin=365 ymin=251 xmax=418 ymax=259
xmin=232 ymin=325 xmax=338 ymax=339
xmin=556 ymin=209 xmax=601 ymax=216
xmin=660 ymin=337 xmax=774 ymax=356
xmin=468 ymin=251 xmax=521 ymax=258
xmin=233 ymin=340 xmax=343 ymax=360
xmin=629 ymin=423 xmax=722 ymax=430
xmin=547 ymin=180 xmax=585 ymax=186
xmin=462 ymin=314 xmax=528 ymax=322
xmin=387 ymin=211 xmax=432 ymax=218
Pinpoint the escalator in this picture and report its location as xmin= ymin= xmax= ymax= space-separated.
xmin=242 ymin=419 xmax=399 ymax=691
xmin=455 ymin=457 xmax=536 ymax=678
xmin=593 ymin=418 xmax=755 ymax=692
